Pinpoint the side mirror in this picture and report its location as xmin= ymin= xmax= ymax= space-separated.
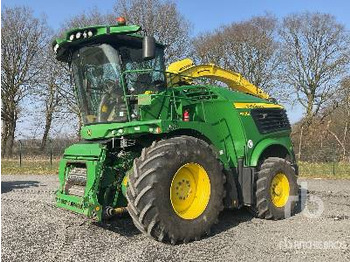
xmin=143 ymin=36 xmax=155 ymax=61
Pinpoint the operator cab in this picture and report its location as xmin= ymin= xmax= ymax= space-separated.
xmin=54 ymin=26 xmax=166 ymax=125
xmin=71 ymin=38 xmax=165 ymax=125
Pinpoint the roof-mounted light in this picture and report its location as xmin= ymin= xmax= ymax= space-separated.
xmin=53 ymin=43 xmax=59 ymax=54
xmin=68 ymin=29 xmax=95 ymax=42
xmin=116 ymin=16 xmax=126 ymax=26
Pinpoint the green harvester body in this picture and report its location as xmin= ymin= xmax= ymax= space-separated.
xmin=53 ymin=21 xmax=296 ymax=221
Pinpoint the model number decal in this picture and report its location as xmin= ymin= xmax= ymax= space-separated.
xmin=239 ymin=111 xmax=250 ymax=116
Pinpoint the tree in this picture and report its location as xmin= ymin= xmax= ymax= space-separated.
xmin=33 ymin=46 xmax=68 ymax=150
xmin=115 ymin=0 xmax=192 ymax=64
xmin=325 ymin=77 xmax=350 ymax=161
xmin=60 ymin=8 xmax=116 ymax=35
xmin=1 ymin=6 xmax=49 ymax=157
xmin=193 ymin=14 xmax=280 ymax=93
xmin=291 ymin=77 xmax=350 ymax=162
xmin=279 ymin=12 xmax=350 ymax=123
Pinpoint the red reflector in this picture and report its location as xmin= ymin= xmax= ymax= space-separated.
xmin=183 ymin=110 xmax=190 ymax=122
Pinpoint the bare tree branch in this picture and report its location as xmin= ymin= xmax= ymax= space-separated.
xmin=279 ymin=12 xmax=350 ymax=123
xmin=1 ymin=6 xmax=49 ymax=157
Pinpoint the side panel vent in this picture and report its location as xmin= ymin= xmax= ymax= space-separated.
xmin=182 ymin=88 xmax=218 ymax=100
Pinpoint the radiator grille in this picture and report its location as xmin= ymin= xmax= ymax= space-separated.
xmin=64 ymin=167 xmax=87 ymax=197
xmin=251 ymin=108 xmax=291 ymax=134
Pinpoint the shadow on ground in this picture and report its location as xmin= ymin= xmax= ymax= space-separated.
xmin=1 ymin=181 xmax=40 ymax=194
xmin=94 ymin=186 xmax=306 ymax=241
xmin=95 ymin=214 xmax=142 ymax=237
xmin=295 ymin=185 xmax=309 ymax=215
xmin=97 ymin=208 xmax=255 ymax=240
xmin=211 ymin=208 xmax=253 ymax=236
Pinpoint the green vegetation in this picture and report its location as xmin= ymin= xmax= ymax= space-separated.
xmin=298 ymin=162 xmax=350 ymax=179
xmin=1 ymin=159 xmax=60 ymax=175
xmin=2 ymin=159 xmax=349 ymax=178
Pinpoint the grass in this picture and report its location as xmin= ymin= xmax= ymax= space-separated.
xmin=1 ymin=159 xmax=60 ymax=175
xmin=298 ymin=161 xmax=350 ymax=179
xmin=1 ymin=158 xmax=350 ymax=179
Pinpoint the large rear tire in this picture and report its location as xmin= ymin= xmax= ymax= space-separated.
xmin=252 ymin=157 xmax=298 ymax=219
xmin=126 ymin=136 xmax=225 ymax=244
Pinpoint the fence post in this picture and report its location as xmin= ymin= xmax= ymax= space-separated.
xmin=49 ymin=139 xmax=53 ymax=168
xmin=19 ymin=140 xmax=22 ymax=167
xmin=332 ymin=146 xmax=337 ymax=176
xmin=298 ymin=126 xmax=304 ymax=161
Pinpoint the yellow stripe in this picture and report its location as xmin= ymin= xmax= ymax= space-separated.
xmin=234 ymin=102 xmax=283 ymax=109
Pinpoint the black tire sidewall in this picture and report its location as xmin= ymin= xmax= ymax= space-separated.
xmin=263 ymin=160 xmax=298 ymax=219
xmin=157 ymin=143 xmax=223 ymax=239
xmin=130 ymin=137 xmax=224 ymax=241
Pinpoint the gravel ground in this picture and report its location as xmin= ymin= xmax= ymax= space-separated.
xmin=1 ymin=175 xmax=350 ymax=262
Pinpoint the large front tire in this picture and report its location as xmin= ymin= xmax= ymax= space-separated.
xmin=126 ymin=136 xmax=225 ymax=244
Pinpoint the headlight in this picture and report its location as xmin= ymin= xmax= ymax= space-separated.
xmin=87 ymin=31 xmax=93 ymax=37
xmin=69 ymin=34 xmax=74 ymax=41
xmin=76 ymin=32 xmax=82 ymax=39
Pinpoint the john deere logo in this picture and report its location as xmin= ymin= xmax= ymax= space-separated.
xmin=87 ymin=129 xmax=92 ymax=136
xmin=247 ymin=139 xmax=254 ymax=149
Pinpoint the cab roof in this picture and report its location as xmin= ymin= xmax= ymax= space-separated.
xmin=52 ymin=24 xmax=165 ymax=63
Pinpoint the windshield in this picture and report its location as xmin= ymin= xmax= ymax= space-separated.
xmin=71 ymin=43 xmax=165 ymax=125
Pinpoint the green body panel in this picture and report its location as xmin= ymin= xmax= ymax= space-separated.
xmin=57 ymin=24 xmax=141 ymax=46
xmin=64 ymin=143 xmax=104 ymax=158
xmin=54 ymin=23 xmax=296 ymax=220
xmin=80 ymin=85 xmax=293 ymax=169
xmin=249 ymin=136 xmax=293 ymax=166
xmin=56 ymin=144 xmax=107 ymax=220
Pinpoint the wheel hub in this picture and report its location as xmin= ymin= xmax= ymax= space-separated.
xmin=270 ymin=173 xmax=290 ymax=207
xmin=170 ymin=163 xmax=211 ymax=219
xmin=175 ymin=179 xmax=192 ymax=200
xmin=274 ymin=185 xmax=282 ymax=196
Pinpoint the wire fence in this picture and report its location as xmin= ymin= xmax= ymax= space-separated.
xmin=3 ymin=138 xmax=77 ymax=167
xmin=298 ymin=161 xmax=350 ymax=178
xmin=2 ymin=139 xmax=349 ymax=178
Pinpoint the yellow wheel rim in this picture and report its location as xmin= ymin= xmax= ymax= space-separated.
xmin=170 ymin=163 xmax=211 ymax=220
xmin=270 ymin=173 xmax=290 ymax=207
